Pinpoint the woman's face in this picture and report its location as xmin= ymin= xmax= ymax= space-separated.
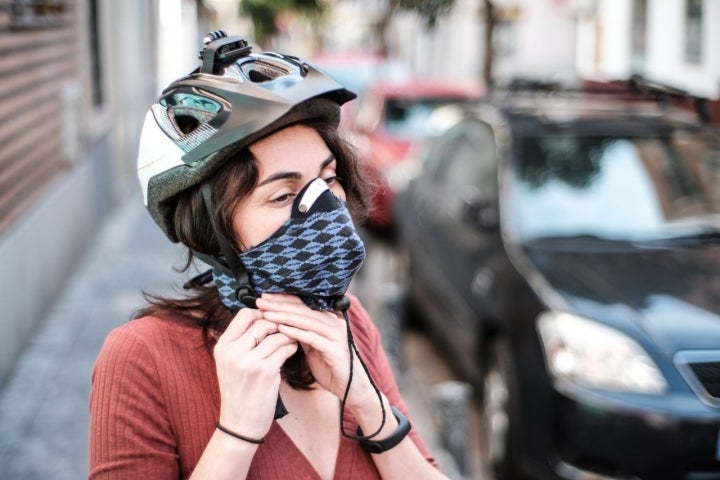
xmin=233 ymin=124 xmax=346 ymax=250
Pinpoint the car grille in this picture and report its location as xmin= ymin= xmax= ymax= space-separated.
xmin=688 ymin=362 xmax=720 ymax=398
xmin=675 ymin=351 xmax=720 ymax=407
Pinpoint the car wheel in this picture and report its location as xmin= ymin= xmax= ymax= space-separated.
xmin=481 ymin=338 xmax=519 ymax=480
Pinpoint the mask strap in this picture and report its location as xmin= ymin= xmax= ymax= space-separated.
xmin=200 ymin=183 xmax=258 ymax=308
xmin=196 ymin=183 xmax=288 ymax=419
xmin=336 ymin=297 xmax=388 ymax=441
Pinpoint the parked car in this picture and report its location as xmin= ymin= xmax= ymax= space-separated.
xmin=352 ymin=79 xmax=484 ymax=233
xmin=395 ymin=79 xmax=720 ymax=480
xmin=311 ymin=52 xmax=407 ymax=131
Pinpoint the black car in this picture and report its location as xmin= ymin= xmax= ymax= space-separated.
xmin=395 ymin=81 xmax=720 ymax=480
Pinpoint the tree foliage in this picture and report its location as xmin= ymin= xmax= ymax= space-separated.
xmin=396 ymin=0 xmax=455 ymax=28
xmin=239 ymin=0 xmax=325 ymax=46
xmin=238 ymin=0 xmax=495 ymax=84
xmin=395 ymin=0 xmax=496 ymax=85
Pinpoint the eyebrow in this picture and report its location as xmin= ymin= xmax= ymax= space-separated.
xmin=257 ymin=154 xmax=336 ymax=187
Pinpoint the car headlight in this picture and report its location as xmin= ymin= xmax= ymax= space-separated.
xmin=537 ymin=312 xmax=667 ymax=394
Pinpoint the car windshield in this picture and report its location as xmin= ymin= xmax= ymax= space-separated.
xmin=508 ymin=129 xmax=720 ymax=241
xmin=384 ymin=98 xmax=469 ymax=140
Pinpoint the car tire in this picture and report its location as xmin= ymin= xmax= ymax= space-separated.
xmin=481 ymin=338 xmax=520 ymax=480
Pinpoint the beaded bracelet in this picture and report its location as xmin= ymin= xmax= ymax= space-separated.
xmin=215 ymin=422 xmax=264 ymax=444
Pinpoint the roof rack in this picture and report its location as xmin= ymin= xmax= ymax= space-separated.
xmin=627 ymin=74 xmax=711 ymax=124
xmin=496 ymin=75 xmax=713 ymax=124
xmin=503 ymin=78 xmax=564 ymax=92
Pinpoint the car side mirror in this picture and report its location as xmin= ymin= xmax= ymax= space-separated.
xmin=354 ymin=118 xmax=371 ymax=134
xmin=461 ymin=189 xmax=499 ymax=231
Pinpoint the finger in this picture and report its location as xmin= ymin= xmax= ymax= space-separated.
xmin=247 ymin=330 xmax=261 ymax=349
xmin=262 ymin=308 xmax=342 ymax=339
xmin=255 ymin=295 xmax=305 ymax=315
xmin=258 ymin=293 xmax=340 ymax=321
xmin=243 ymin=319 xmax=280 ymax=348
xmin=265 ymin=342 xmax=300 ymax=368
xmin=219 ymin=307 xmax=263 ymax=343
xmin=253 ymin=331 xmax=295 ymax=351
xmin=276 ymin=323 xmax=334 ymax=351
xmin=260 ymin=292 xmax=304 ymax=304
xmin=255 ymin=334 xmax=300 ymax=366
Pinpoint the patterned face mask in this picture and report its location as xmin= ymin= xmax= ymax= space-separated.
xmin=213 ymin=178 xmax=366 ymax=311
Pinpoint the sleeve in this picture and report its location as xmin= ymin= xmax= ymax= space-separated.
xmin=89 ymin=326 xmax=179 ymax=480
xmin=346 ymin=296 xmax=439 ymax=468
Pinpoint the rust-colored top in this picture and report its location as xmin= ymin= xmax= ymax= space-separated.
xmin=89 ymin=295 xmax=436 ymax=479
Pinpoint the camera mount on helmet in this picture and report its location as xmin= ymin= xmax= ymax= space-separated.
xmin=198 ymin=30 xmax=253 ymax=74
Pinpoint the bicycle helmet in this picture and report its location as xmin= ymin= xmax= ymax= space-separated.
xmin=137 ymin=31 xmax=356 ymax=242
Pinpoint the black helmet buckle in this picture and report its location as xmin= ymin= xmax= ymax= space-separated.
xmin=236 ymin=284 xmax=258 ymax=309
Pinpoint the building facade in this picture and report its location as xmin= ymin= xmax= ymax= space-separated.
xmin=0 ymin=0 xmax=160 ymax=385
xmin=576 ymin=0 xmax=720 ymax=119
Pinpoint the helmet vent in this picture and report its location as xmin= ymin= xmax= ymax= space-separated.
xmin=174 ymin=115 xmax=200 ymax=135
xmin=242 ymin=60 xmax=291 ymax=83
xmin=151 ymin=103 xmax=219 ymax=155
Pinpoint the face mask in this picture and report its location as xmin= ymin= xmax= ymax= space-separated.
xmin=213 ymin=178 xmax=366 ymax=311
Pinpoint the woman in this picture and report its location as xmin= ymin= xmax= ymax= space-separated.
xmin=89 ymin=32 xmax=447 ymax=479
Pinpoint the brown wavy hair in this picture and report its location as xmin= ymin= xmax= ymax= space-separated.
xmin=133 ymin=119 xmax=372 ymax=389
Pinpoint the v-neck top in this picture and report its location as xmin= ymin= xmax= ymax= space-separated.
xmin=89 ymin=295 xmax=437 ymax=479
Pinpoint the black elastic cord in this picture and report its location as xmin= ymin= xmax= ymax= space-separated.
xmin=338 ymin=307 xmax=387 ymax=441
xmin=215 ymin=422 xmax=264 ymax=444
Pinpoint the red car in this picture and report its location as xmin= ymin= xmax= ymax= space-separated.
xmin=351 ymin=80 xmax=484 ymax=233
xmin=310 ymin=52 xmax=407 ymax=131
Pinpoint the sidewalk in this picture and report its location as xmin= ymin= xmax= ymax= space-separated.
xmin=0 ymin=195 xmax=470 ymax=479
xmin=0 ymin=194 xmax=185 ymax=479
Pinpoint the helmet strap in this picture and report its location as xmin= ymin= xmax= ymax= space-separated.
xmin=199 ymin=183 xmax=258 ymax=308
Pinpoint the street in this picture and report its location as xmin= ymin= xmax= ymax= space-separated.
xmin=354 ymin=233 xmax=485 ymax=480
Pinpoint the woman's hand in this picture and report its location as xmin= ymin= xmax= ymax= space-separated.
xmin=213 ymin=307 xmax=299 ymax=439
xmin=255 ymin=293 xmax=377 ymax=410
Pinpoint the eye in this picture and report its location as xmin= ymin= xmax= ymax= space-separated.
xmin=270 ymin=192 xmax=297 ymax=205
xmin=323 ymin=175 xmax=340 ymax=185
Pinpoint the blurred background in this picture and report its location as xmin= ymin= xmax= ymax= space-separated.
xmin=0 ymin=1 xmax=719 ymax=479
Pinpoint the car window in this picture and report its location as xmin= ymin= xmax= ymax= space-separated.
xmin=673 ymin=131 xmax=720 ymax=212
xmin=436 ymin=122 xmax=497 ymax=199
xmin=508 ymin=130 xmax=720 ymax=241
xmin=383 ymin=98 xmax=475 ymax=140
xmin=419 ymin=128 xmax=464 ymax=179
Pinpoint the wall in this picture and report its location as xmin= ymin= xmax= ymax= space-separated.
xmin=493 ymin=0 xmax=578 ymax=83
xmin=577 ymin=0 xmax=719 ymax=100
xmin=645 ymin=0 xmax=719 ymax=98
xmin=0 ymin=156 xmax=99 ymax=384
xmin=0 ymin=5 xmax=80 ymax=234
xmin=387 ymin=0 xmax=577 ymax=85
xmin=0 ymin=0 xmax=160 ymax=386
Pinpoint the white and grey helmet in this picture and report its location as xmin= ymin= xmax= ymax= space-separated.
xmin=137 ymin=31 xmax=355 ymax=242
